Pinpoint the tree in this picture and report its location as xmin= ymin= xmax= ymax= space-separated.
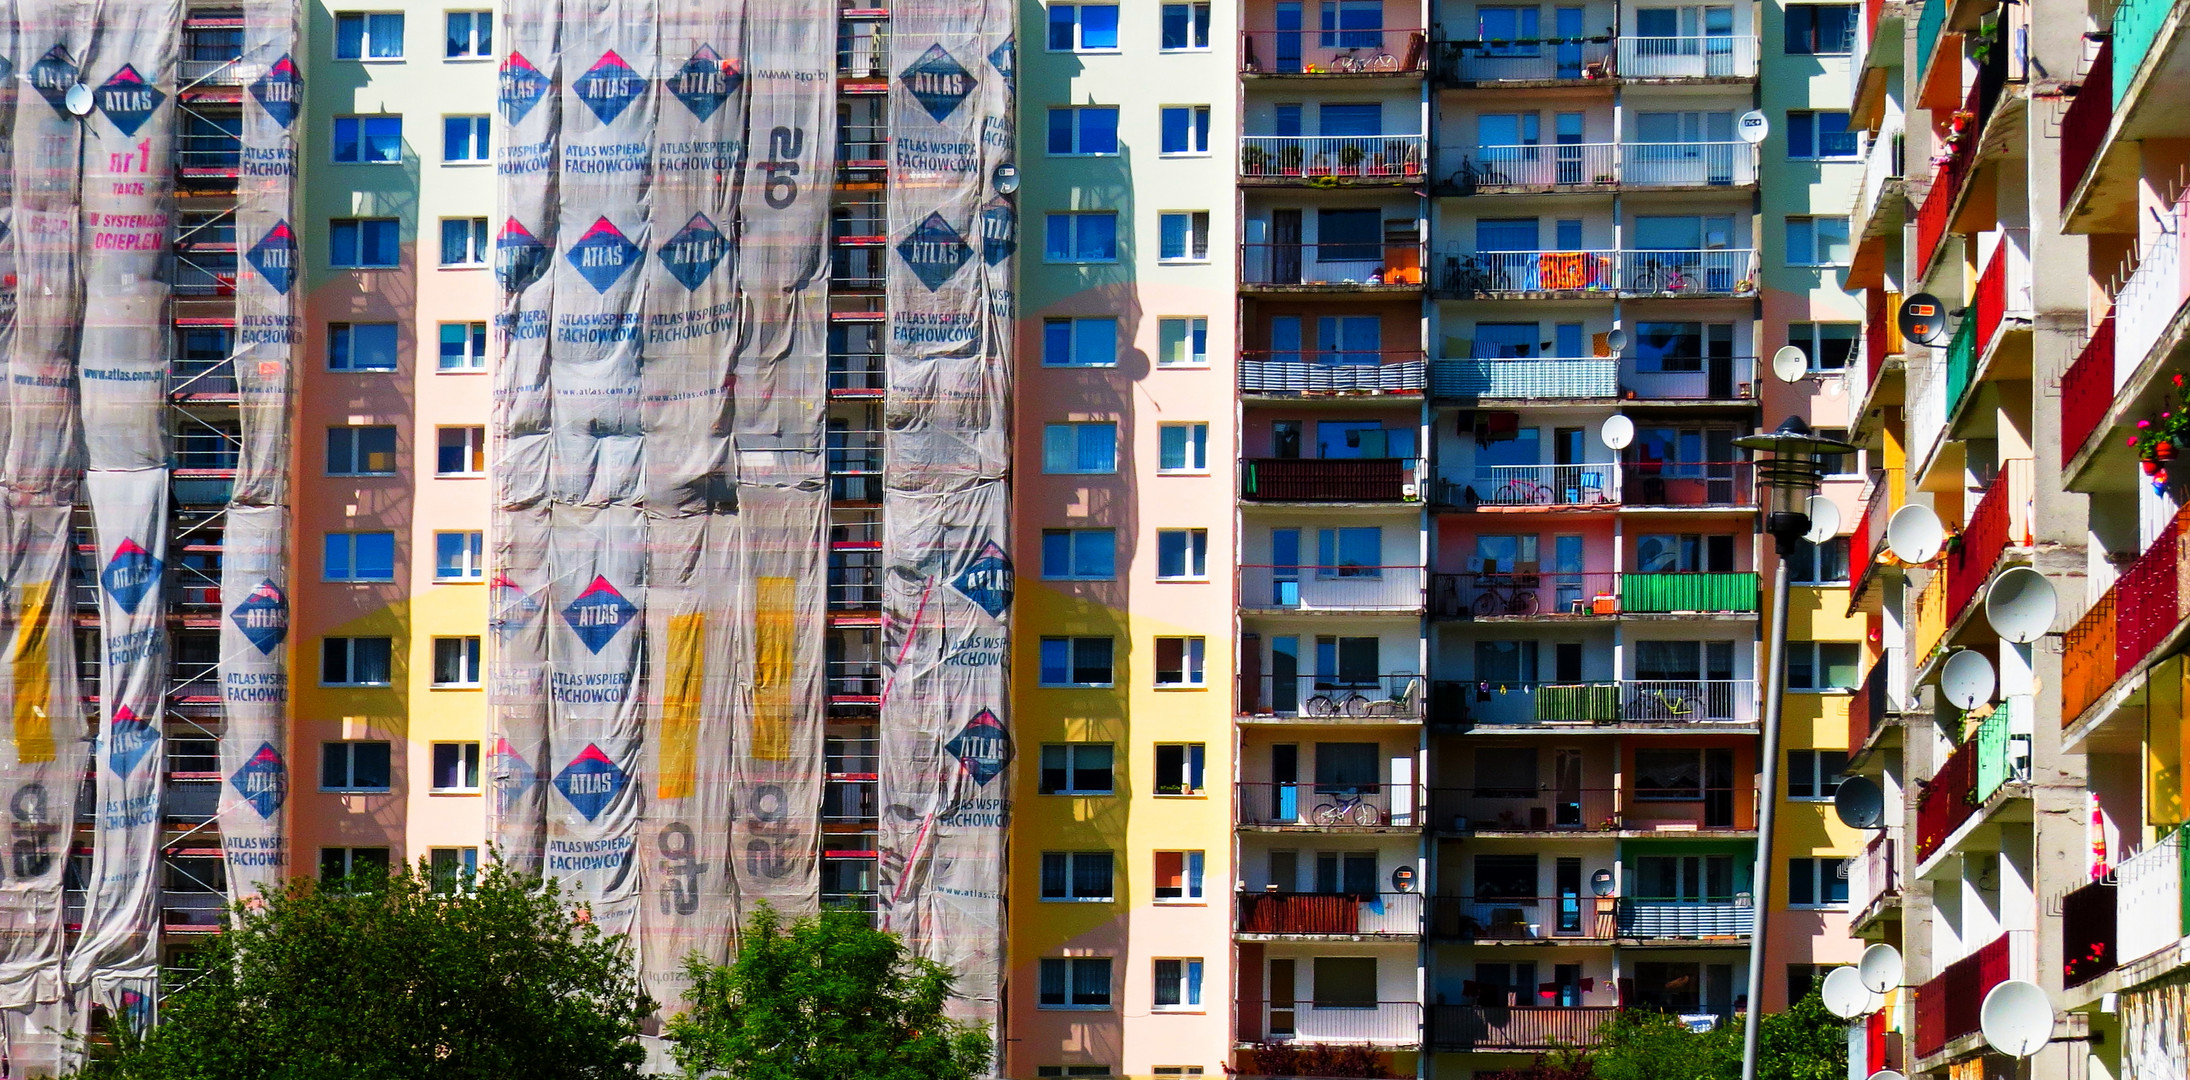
xmin=75 ymin=861 xmax=650 ymax=1080
xmin=1489 ymin=993 xmax=1848 ymax=1080
xmin=665 ymin=905 xmax=992 ymax=1080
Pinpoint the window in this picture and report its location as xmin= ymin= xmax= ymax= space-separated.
xmin=1313 ymin=957 xmax=1379 ymax=1007
xmin=322 ymin=637 xmax=394 ymax=686
xmin=431 ymin=742 xmax=481 ymax=791
xmin=330 ymin=218 xmax=400 ymax=268
xmin=320 ymin=847 xmax=392 ymax=879
xmin=1786 ymin=4 xmax=1858 ymax=54
xmin=1158 ymin=212 xmax=1210 ymax=262
xmin=1788 ymin=322 xmax=1859 ymax=371
xmin=1044 ymin=212 xmax=1119 ymax=262
xmin=1788 ymin=857 xmax=1851 ymax=907
xmin=1154 ymin=850 xmax=1206 ymax=901
xmin=434 ymin=531 xmax=484 ymax=581
xmin=1040 ymin=637 xmax=1115 ymax=686
xmin=1634 ymin=749 xmax=1703 ymax=800
xmin=1158 ymin=423 xmax=1209 ymax=472
xmin=334 ymin=12 xmax=404 ymax=59
xmin=1787 ymin=749 xmax=1849 ymax=800
xmin=1039 ymin=957 xmax=1114 ymax=1009
xmin=1046 ymin=106 xmax=1120 ymax=155
xmin=1161 ymin=2 xmax=1212 ymax=49
xmin=1788 ymin=642 xmax=1861 ymax=691
xmin=1047 ymin=4 xmax=1120 ymax=51
xmin=429 ymin=847 xmax=480 ymax=889
xmin=1785 ymin=216 xmax=1851 ymax=266
xmin=444 ymin=10 xmax=490 ymax=57
xmin=1042 ymin=422 xmax=1118 ymax=474
xmin=1154 ymin=743 xmax=1206 ymax=795
xmin=1787 ymin=964 xmax=1822 ymax=1004
xmin=1040 ymin=851 xmax=1116 ymax=901
xmin=324 ymin=532 xmax=397 ymax=581
xmin=1158 ymin=317 xmax=1209 ymax=366
xmin=1160 ymin=106 xmax=1211 ymax=155
xmin=1320 ymin=0 xmax=1386 ymax=46
xmin=1041 ymin=529 xmax=1117 ymax=580
xmin=329 ymin=322 xmax=399 ymax=371
xmin=333 ymin=115 xmax=402 ymax=163
xmin=1156 ymin=529 xmax=1209 ymax=580
xmin=443 ymin=115 xmax=489 ymax=161
xmin=1153 ymin=959 xmax=1205 ymax=1010
xmin=322 ymin=741 xmax=393 ymax=791
xmin=1788 ymin=535 xmax=1851 ymax=583
xmin=1787 ymin=110 xmax=1858 ymax=159
xmin=437 ymin=426 xmax=486 ymax=476
xmin=1039 ymin=743 xmax=1115 ymax=794
xmin=1154 ymin=638 xmax=1206 ymax=687
xmin=440 ymin=217 xmax=488 ymax=267
xmin=439 ymin=321 xmax=488 ymax=370
xmin=1318 ymin=526 xmax=1383 ymax=575
xmin=326 ymin=426 xmax=397 ymax=476
xmin=432 ymin=636 xmax=482 ymax=686
xmin=1042 ymin=317 xmax=1118 ymax=366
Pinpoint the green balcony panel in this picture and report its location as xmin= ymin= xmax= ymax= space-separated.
xmin=1945 ymin=315 xmax=1975 ymax=419
xmin=1916 ymin=0 xmax=1946 ymax=86
xmin=1973 ymin=702 xmax=2013 ymax=804
xmin=1536 ymin=683 xmax=1620 ymax=723
xmin=2113 ymin=0 xmax=2172 ymax=105
xmin=1619 ymin=572 xmax=1760 ymax=614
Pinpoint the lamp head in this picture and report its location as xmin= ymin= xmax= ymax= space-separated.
xmin=1733 ymin=416 xmax=1860 ymax=547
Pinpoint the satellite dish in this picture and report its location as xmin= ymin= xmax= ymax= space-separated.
xmin=1986 ymin=567 xmax=2058 ymax=644
xmin=1858 ymin=943 xmax=1904 ymax=994
xmin=63 ymin=83 xmax=92 ymax=116
xmin=1601 ymin=414 xmax=1635 ymax=451
xmin=1835 ymin=775 xmax=1885 ymax=830
xmin=1980 ymin=980 xmax=2056 ymax=1058
xmin=1606 ymin=328 xmax=1629 ymax=354
xmin=993 ymin=162 xmax=1020 ymax=195
xmin=1868 ymin=1072 xmax=1908 ymax=1080
xmin=1737 ymin=109 xmax=1770 ymax=144
xmin=1590 ymin=868 xmax=1615 ymax=896
xmin=1884 ymin=504 xmax=1944 ymax=564
xmin=1772 ymin=345 xmax=1810 ymax=383
xmin=1899 ymin=293 xmax=1948 ymax=346
xmin=1941 ymin=649 xmax=1997 ymax=710
xmin=1821 ymin=967 xmax=1873 ymax=1019
xmin=1804 ymin=496 xmax=1841 ymax=545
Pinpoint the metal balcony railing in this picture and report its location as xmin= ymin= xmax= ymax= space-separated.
xmin=1241 ymin=135 xmax=1425 ymax=180
xmin=1913 ymin=933 xmax=2027 ymax=1058
xmin=1618 ymin=462 xmax=1753 ymax=507
xmin=1239 ymin=350 xmax=1427 ymax=395
xmin=1431 ymin=570 xmax=1617 ymax=618
xmin=1236 ymin=674 xmax=1424 ymax=720
xmin=1243 ymin=457 xmax=1418 ymax=502
xmin=2116 ymin=503 xmax=2190 ymax=677
xmin=822 ymin=778 xmax=877 ymax=824
xmin=1622 ymin=142 xmax=1757 ymax=186
xmin=1947 ymin=459 xmax=2034 ymax=621
xmin=1252 ymin=1000 xmax=1423 ymax=1046
xmin=1621 ymin=679 xmax=1755 ymax=722
xmin=2060 ymin=317 xmax=2114 ymax=469
xmin=1439 ymin=36 xmax=1614 ymax=83
xmin=2060 ymin=40 xmax=2111 ymax=209
xmin=1437 ymin=249 xmax=1756 ymax=296
xmin=828 ymin=352 xmax=884 ymax=395
xmin=1431 ymin=787 xmax=1617 ymax=832
xmin=1442 ymin=679 xmax=1758 ymax=725
xmin=1235 ymin=782 xmax=1420 ymax=829
xmin=1852 ymin=831 xmax=1897 ymax=915
xmin=175 ymin=137 xmax=242 ymax=174
xmin=1238 ymin=565 xmax=1425 ymax=612
xmin=2061 ymin=876 xmax=2117 ymax=988
xmin=1614 ymin=34 xmax=1757 ymax=78
xmin=1431 ymin=895 xmax=1618 ymax=940
xmin=170 ymin=359 xmax=238 ymax=399
xmin=1236 ymin=891 xmax=1422 ymax=936
xmin=1439 ymin=463 xmax=1617 ymax=508
xmin=2117 ymin=830 xmax=2187 ymax=966
xmin=1241 ymin=243 xmax=1426 ymax=288
xmin=836 ymin=20 xmax=889 ymax=77
xmin=1616 ymin=898 xmax=1754 ymax=938
xmin=1443 ymin=142 xmax=1617 ymax=189
xmin=1620 ymin=355 xmax=1756 ymax=400
xmin=1433 ymin=357 xmax=1617 ymax=399
xmin=1432 ymin=1005 xmax=1616 ymax=1050
xmin=836 ymin=123 xmax=887 ymax=164
xmin=826 ymin=659 xmax=883 ymax=701
xmin=1239 ymin=28 xmax=1428 ymax=75
xmin=2115 ymin=189 xmax=2188 ymax=373
xmin=1916 ymin=735 xmax=1981 ymax=862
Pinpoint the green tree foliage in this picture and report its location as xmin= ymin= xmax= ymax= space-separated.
xmin=664 ymin=905 xmax=992 ymax=1080
xmin=1494 ymin=993 xmax=1849 ymax=1080
xmin=75 ymin=861 xmax=650 ymax=1080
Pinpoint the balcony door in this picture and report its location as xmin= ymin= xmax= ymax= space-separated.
xmin=1271 ymin=634 xmax=1300 ymax=714
xmin=1634 ymin=854 xmax=1733 ymax=903
xmin=1315 ymin=851 xmax=1377 ymax=896
xmin=1703 ymin=747 xmax=1735 ymax=827
xmin=1473 ymin=961 xmax=1538 ymax=1007
xmin=1316 ymin=635 xmax=1380 ymax=689
xmin=1270 ymin=958 xmax=1297 ymax=1035
xmin=1553 ymin=534 xmax=1584 ymax=612
xmin=1318 ymin=315 xmax=1381 ymax=365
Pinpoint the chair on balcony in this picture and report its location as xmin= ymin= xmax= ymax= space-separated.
xmin=1363 ymin=677 xmax=1420 ymax=717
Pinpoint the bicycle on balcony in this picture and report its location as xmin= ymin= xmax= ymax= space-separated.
xmin=1472 ymin=573 xmax=1541 ymax=616
xmin=1445 ymin=156 xmax=1516 ymax=195
xmin=1631 ymin=686 xmax=1705 ymax=720
xmin=1485 ymin=474 xmax=1555 ymax=505
xmin=1314 ymin=789 xmax=1384 ymax=826
xmin=1328 ymin=49 xmax=1400 ymax=73
xmin=1632 ymin=259 xmax=1697 ymax=294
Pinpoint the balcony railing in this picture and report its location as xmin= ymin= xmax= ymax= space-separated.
xmin=1863 ymin=290 xmax=1902 ymax=390
xmin=1943 ymin=313 xmax=1975 ymax=419
xmin=1242 ymin=243 xmax=1426 ymax=288
xmin=1915 ymin=733 xmax=1980 ymax=863
xmin=1852 ymin=832 xmax=1897 ymax=915
xmin=1236 ymin=891 xmax=1423 ymax=936
xmin=2060 ymin=318 xmax=2115 ymax=468
xmin=2062 ymin=588 xmax=2116 ymax=725
xmin=1241 ymin=135 xmax=1426 ymax=180
xmin=1973 ymin=231 xmax=2033 ymax=360
xmin=1439 ymin=463 xmax=1618 ymax=508
xmin=1431 ymin=896 xmax=1618 ymax=940
xmin=1440 ymin=37 xmax=1613 ymax=83
xmin=1430 ymin=571 xmax=1619 ymax=618
xmin=1620 ymin=572 xmax=1758 ymax=613
xmin=1239 ymin=565 xmax=1425 ymax=611
xmin=1946 ymin=459 xmax=2034 ymax=621
xmin=2061 ymin=877 xmax=2118 ymax=988
xmin=2118 ymin=830 xmax=2187 ymax=964
xmin=1618 ymin=462 xmax=1754 ymax=507
xmin=828 ymin=352 xmax=884 ymax=396
xmin=1239 ymin=351 xmax=1428 ymax=395
xmin=836 ymin=21 xmax=889 ymax=78
xmin=1235 ymin=782 xmax=1421 ymax=829
xmin=826 ymin=659 xmax=883 ymax=701
xmin=1913 ymin=933 xmax=2024 ymax=1058
xmin=1622 ymin=142 xmax=1757 ymax=187
xmin=1433 ymin=357 xmax=1617 ymax=399
xmin=2115 ymin=190 xmax=2187 ymax=373
xmin=170 ymin=359 xmax=238 ymax=399
xmin=1615 ymin=899 xmax=1753 ymax=938
xmin=1437 ymin=249 xmax=1758 ymax=296
xmin=1236 ymin=674 xmax=1425 ymax=720
xmin=1912 ymin=565 xmax=1948 ymax=663
xmin=178 ymin=56 xmax=253 ymax=87
xmin=2112 ymin=0 xmax=2172 ymax=105
xmin=1244 ymin=457 xmax=1419 ymax=502
xmin=1849 ymin=658 xmax=1889 ymax=748
xmin=1971 ymin=702 xmax=2030 ymax=805
xmin=1851 ymin=467 xmax=1902 ymax=593
xmin=1240 ymin=28 xmax=1429 ymax=75
xmin=1614 ymin=35 xmax=1758 ymax=79
xmin=1253 ymin=1000 xmax=1423 ymax=1047
xmin=1450 ymin=679 xmax=1759 ymax=725
xmin=1432 ymin=786 xmax=1618 ymax=832
xmin=2117 ymin=508 xmax=2184 ymax=675
xmin=1444 ymin=142 xmax=1618 ymax=189
xmin=1621 ymin=355 xmax=1757 ymax=400
xmin=1433 ymin=1005 xmax=1615 ymax=1050
xmin=2061 ymin=40 xmax=2112 ymax=210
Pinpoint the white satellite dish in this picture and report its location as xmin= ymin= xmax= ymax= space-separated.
xmin=1821 ymin=967 xmax=1874 ymax=1019
xmin=1858 ymin=943 xmax=1904 ymax=994
xmin=1804 ymin=496 xmax=1841 ymax=545
xmin=1884 ymin=504 xmax=1945 ymax=564
xmin=64 ymin=83 xmax=92 ymax=116
xmin=1940 ymin=649 xmax=1997 ymax=710
xmin=1980 ymin=980 xmax=2056 ymax=1059
xmin=1985 ymin=567 xmax=2059 ymax=644
xmin=1605 ymin=328 xmax=1629 ymax=354
xmin=1737 ymin=109 xmax=1770 ymax=144
xmin=1601 ymin=414 xmax=1635 ymax=451
xmin=1867 ymin=1072 xmax=1907 ymax=1080
xmin=1772 ymin=345 xmax=1810 ymax=383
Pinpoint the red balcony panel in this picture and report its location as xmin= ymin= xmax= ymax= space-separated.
xmin=1912 ymin=934 xmax=2013 ymax=1058
xmin=1866 ymin=288 xmax=1889 ymax=388
xmin=2061 ymin=317 xmax=2116 ymax=469
xmin=2116 ymin=518 xmax=2183 ymax=676
xmin=1975 ymin=244 xmax=2007 ymax=356
xmin=1915 ymin=737 xmax=1980 ymax=863
xmin=1946 ymin=462 xmax=2029 ymax=620
xmin=2060 ymin=40 xmax=2112 ymax=212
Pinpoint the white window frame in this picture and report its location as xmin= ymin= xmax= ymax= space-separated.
xmin=1042 ymin=422 xmax=1119 ymax=475
xmin=1155 ymin=528 xmax=1210 ymax=580
xmin=1154 ymin=850 xmax=1207 ymax=903
xmin=1039 ymin=850 xmax=1117 ymax=902
xmin=430 ymin=741 xmax=482 ymax=791
xmin=431 ymin=635 xmax=483 ymax=687
xmin=1044 ymin=211 xmax=1120 ymax=264
xmin=329 ymin=321 xmax=399 ymax=371
xmin=1787 ymin=640 xmax=1862 ymax=692
xmin=438 ymin=320 xmax=488 ymax=371
xmin=442 ymin=114 xmax=490 ymax=162
xmin=329 ymin=217 xmax=401 ymax=268
xmin=1046 ymin=3 xmax=1122 ymax=53
xmin=334 ymin=11 xmax=405 ymax=60
xmin=324 ymin=531 xmax=397 ymax=582
xmin=1152 ymin=958 xmax=1205 ymax=1011
xmin=1041 ymin=528 xmax=1118 ymax=581
xmin=1040 ymin=743 xmax=1116 ymax=795
xmin=1158 ymin=105 xmax=1212 ymax=156
xmin=1159 ymin=2 xmax=1213 ymax=51
xmin=436 ymin=425 xmax=487 ymax=477
xmin=1789 ymin=322 xmax=1860 ymax=372
xmin=321 ymin=740 xmax=393 ymax=792
xmin=1040 ymin=636 xmax=1116 ymax=687
xmin=1787 ymin=855 xmax=1852 ymax=908
xmin=440 ymin=216 xmax=489 ymax=267
xmin=1157 ymin=211 xmax=1211 ymax=264
xmin=1785 ymin=215 xmax=1852 ymax=267
xmin=1157 ymin=317 xmax=1210 ymax=367
xmin=1153 ymin=637 xmax=1207 ymax=688
xmin=1786 ymin=749 xmax=1849 ymax=801
xmin=443 ymin=9 xmax=491 ymax=58
xmin=1157 ymin=423 xmax=1210 ymax=473
xmin=1042 ymin=317 xmax=1120 ymax=367
xmin=332 ymin=114 xmax=403 ymax=164
xmin=1786 ymin=109 xmax=1859 ymax=160
xmin=434 ymin=530 xmax=485 ymax=581
xmin=1153 ymin=742 xmax=1207 ymax=796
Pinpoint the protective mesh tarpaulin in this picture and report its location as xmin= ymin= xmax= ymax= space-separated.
xmin=0 ymin=505 xmax=85 ymax=1011
xmin=877 ymin=0 xmax=1015 ymax=1030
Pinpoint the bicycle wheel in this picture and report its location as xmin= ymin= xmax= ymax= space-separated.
xmin=1304 ymin=695 xmax=1337 ymax=717
xmin=1472 ymin=590 xmax=1502 ymax=617
xmin=1510 ymin=589 xmax=1540 ymax=616
xmin=1350 ymin=800 xmax=1383 ymax=826
xmin=1372 ymin=53 xmax=1397 ymax=71
xmin=1313 ymin=802 xmax=1346 ymax=825
xmin=1341 ymin=693 xmax=1371 ymax=718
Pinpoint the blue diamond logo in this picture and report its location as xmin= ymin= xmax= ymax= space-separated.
xmin=566 ymin=217 xmax=640 ymax=293
xmin=554 ymin=744 xmax=626 ymax=822
xmin=95 ymin=64 xmax=165 ymax=137
xmin=249 ymin=54 xmax=300 ymax=128
xmin=107 ymin=706 xmax=159 ymax=777
xmin=230 ymin=579 xmax=288 ymax=654
xmin=496 ymin=218 xmax=550 ymax=293
xmin=573 ymin=50 xmax=643 ymax=125
xmin=499 ymin=51 xmax=550 ymax=125
xmin=900 ymin=44 xmax=975 ymax=123
xmin=246 ymin=221 xmax=297 ymax=296
xmin=28 ymin=46 xmax=77 ymax=113
xmin=897 ymin=212 xmax=973 ymax=292
xmin=101 ymin=538 xmax=161 ymax=615
xmin=561 ymin=575 xmax=636 ymax=654
xmin=989 ymin=36 xmax=1016 ymax=87
xmin=668 ymin=45 xmax=739 ymax=122
xmin=981 ymin=198 xmax=1015 ymax=267
xmin=230 ymin=743 xmax=286 ymax=818
xmin=945 ymin=709 xmax=1012 ymax=786
xmin=951 ymin=540 xmax=1013 ymax=619
xmin=658 ymin=213 xmax=728 ymax=291
xmin=492 ymin=737 xmax=539 ymax=814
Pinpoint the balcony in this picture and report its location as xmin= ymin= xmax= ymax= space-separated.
xmin=2111 ymin=0 xmax=2178 ymax=107
xmin=2059 ymin=318 xmax=2114 ymax=469
xmin=2062 ymin=588 xmax=2116 ymax=725
xmin=1436 ymin=463 xmax=1617 ymax=509
xmin=1236 ymin=891 xmax=1423 ymax=937
xmin=2116 ymin=190 xmax=2188 ymax=374
xmin=827 ymin=659 xmax=883 ymax=707
xmin=1621 ymin=572 xmax=1758 ymax=614
xmin=1242 ymin=243 xmax=1426 ymax=292
xmin=1618 ymin=462 xmax=1754 ymax=508
xmin=2117 ymin=506 xmax=2185 ymax=677
xmin=1243 ymin=457 xmax=1419 ymax=502
xmin=1435 ymin=249 xmax=1757 ymax=297
xmin=1913 ymin=933 xmax=2026 ymax=1059
xmin=1850 ymin=467 xmax=1902 ymax=601
xmin=1942 ymin=306 xmax=1975 ymax=420
xmin=1431 ymin=895 xmax=1618 ymax=940
xmin=1912 ymin=565 xmax=1948 ymax=664
xmin=1944 ymin=459 xmax=2034 ymax=622
xmin=2060 ymin=877 xmax=2117 ymax=988
xmin=1446 ymin=679 xmax=1759 ymax=726
xmin=1615 ymin=899 xmax=1753 ymax=939
xmin=1621 ymin=355 xmax=1756 ymax=400
xmin=1241 ymin=135 xmax=1425 ymax=184
xmin=1848 ymin=659 xmax=1890 ymax=750
xmin=1440 ymin=143 xmax=1757 ymax=193
xmin=2117 ymin=830 xmax=2186 ymax=965
xmin=836 ymin=19 xmax=889 ymax=79
xmin=826 ymin=432 xmax=884 ymax=504
xmin=1973 ymin=232 xmax=2033 ymax=364
xmin=169 ymin=359 xmax=238 ymax=402
xmin=1235 ymin=782 xmax=1421 ymax=829
xmin=1431 ymin=786 xmax=1618 ymax=832
xmin=1239 ymin=350 xmax=1428 ymax=396
xmin=1914 ymin=706 xmax=2032 ymax=865
xmin=1439 ymin=36 xmax=1614 ymax=84
xmin=1239 ymin=28 xmax=1429 ymax=76
xmin=1851 ymin=832 xmax=1897 ymax=917
xmin=1239 ymin=565 xmax=1425 ymax=612
xmin=1431 ymin=571 xmax=1618 ymax=618
xmin=2060 ymin=40 xmax=2111 ymax=213
xmin=1433 ymin=358 xmax=1617 ymax=400
xmin=1236 ymin=674 xmax=1425 ymax=721
xmin=1251 ymin=1000 xmax=1423 ymax=1047
xmin=1432 ymin=1005 xmax=1614 ymax=1051
xmin=1614 ymin=35 xmax=1758 ymax=80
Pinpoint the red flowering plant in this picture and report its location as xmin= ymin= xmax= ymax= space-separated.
xmin=2127 ymin=377 xmax=2190 ymax=492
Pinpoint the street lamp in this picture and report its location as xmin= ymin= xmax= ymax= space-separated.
xmin=1728 ymin=417 xmax=1858 ymax=1080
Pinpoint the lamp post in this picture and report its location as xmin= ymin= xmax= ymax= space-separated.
xmin=1728 ymin=417 xmax=1858 ymax=1080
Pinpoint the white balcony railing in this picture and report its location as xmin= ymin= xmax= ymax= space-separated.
xmin=1433 ymin=357 xmax=1618 ymax=398
xmin=2115 ymin=205 xmax=2183 ymax=377
xmin=2116 ymin=831 xmax=2184 ymax=965
xmin=1615 ymin=34 xmax=1758 ymax=78
xmin=1451 ymin=142 xmax=1618 ymax=187
xmin=1444 ymin=463 xmax=1619 ymax=507
xmin=1622 ymin=142 xmax=1757 ymax=187
xmin=1238 ymin=565 xmax=1426 ymax=611
xmin=1241 ymin=134 xmax=1427 ymax=179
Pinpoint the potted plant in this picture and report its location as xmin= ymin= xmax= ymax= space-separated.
xmin=1280 ymin=143 xmax=1305 ymax=174
xmin=1307 ymin=150 xmax=1335 ymax=176
xmin=1337 ymin=144 xmax=1367 ymax=174
xmin=2130 ymin=383 xmax=2190 ymax=491
xmin=1241 ymin=144 xmax=1268 ymax=174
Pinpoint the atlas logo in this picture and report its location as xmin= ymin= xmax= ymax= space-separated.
xmin=95 ymin=64 xmax=165 ymax=137
xmin=561 ymin=575 xmax=636 ymax=654
xmin=106 ymin=706 xmax=158 ymax=777
xmin=573 ymin=50 xmax=643 ymax=125
xmin=951 ymin=540 xmax=1014 ymax=618
xmin=566 ymin=217 xmax=640 ymax=293
xmin=496 ymin=218 xmax=550 ymax=293
xmin=989 ymin=36 xmax=1016 ymax=87
xmin=230 ymin=579 xmax=288 ymax=654
xmin=668 ymin=45 xmax=740 ymax=122
xmin=900 ymin=44 xmax=975 ymax=123
xmin=250 ymin=54 xmax=300 ymax=128
xmin=247 ymin=220 xmax=298 ymax=296
xmin=488 ymin=573 xmax=542 ymax=642
xmin=659 ymin=214 xmax=728 ymax=291
xmin=981 ymin=198 xmax=1015 ymax=267
xmin=230 ymin=742 xmax=286 ymax=818
xmin=491 ymin=737 xmax=539 ymax=813
xmin=945 ymin=708 xmax=1012 ymax=786
xmin=101 ymin=538 xmax=161 ymax=614
xmin=28 ymin=46 xmax=77 ymax=113
xmin=896 ymin=212 xmax=973 ymax=292
xmin=499 ymin=51 xmax=550 ymax=125
xmin=554 ymin=743 xmax=626 ymax=822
